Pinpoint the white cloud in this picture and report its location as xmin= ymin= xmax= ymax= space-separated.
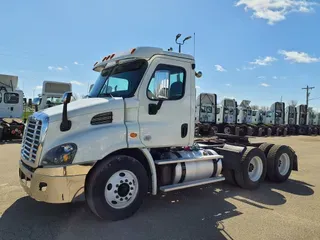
xmin=261 ymin=83 xmax=270 ymax=87
xmin=74 ymin=61 xmax=84 ymax=65
xmin=225 ymin=83 xmax=232 ymax=87
xmin=278 ymin=50 xmax=320 ymax=63
xmin=48 ymin=66 xmax=68 ymax=71
xmin=70 ymin=80 xmax=84 ymax=86
xmin=36 ymin=85 xmax=42 ymax=89
xmin=235 ymin=0 xmax=319 ymax=25
xmin=257 ymin=76 xmax=266 ymax=79
xmin=236 ymin=68 xmax=241 ymax=71
xmin=273 ymin=76 xmax=278 ymax=79
xmin=196 ymin=86 xmax=200 ymax=89
xmin=214 ymin=64 xmax=227 ymax=72
xmin=250 ymin=56 xmax=277 ymax=66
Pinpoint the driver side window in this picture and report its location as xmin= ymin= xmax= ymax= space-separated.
xmin=147 ymin=64 xmax=186 ymax=100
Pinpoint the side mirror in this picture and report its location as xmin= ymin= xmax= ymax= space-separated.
xmin=62 ymin=92 xmax=72 ymax=104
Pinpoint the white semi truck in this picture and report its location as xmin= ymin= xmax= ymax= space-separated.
xmin=0 ymin=74 xmax=25 ymax=141
xmin=263 ymin=102 xmax=287 ymax=136
xmin=195 ymin=94 xmax=243 ymax=136
xmin=19 ymin=47 xmax=298 ymax=221
xmin=31 ymin=81 xmax=72 ymax=111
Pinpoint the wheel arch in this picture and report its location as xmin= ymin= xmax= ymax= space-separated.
xmin=85 ymin=148 xmax=157 ymax=196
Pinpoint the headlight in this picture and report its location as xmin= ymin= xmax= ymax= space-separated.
xmin=41 ymin=143 xmax=77 ymax=166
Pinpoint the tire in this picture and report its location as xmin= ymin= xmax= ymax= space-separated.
xmin=224 ymin=126 xmax=232 ymax=135
xmin=210 ymin=126 xmax=218 ymax=136
xmin=283 ymin=128 xmax=288 ymax=137
xmin=267 ymin=128 xmax=272 ymax=136
xmin=259 ymin=143 xmax=274 ymax=157
xmin=247 ymin=126 xmax=254 ymax=136
xmin=85 ymin=155 xmax=148 ymax=221
xmin=234 ymin=147 xmax=267 ymax=190
xmin=298 ymin=127 xmax=305 ymax=135
xmin=223 ymin=169 xmax=238 ymax=186
xmin=0 ymin=126 xmax=3 ymax=141
xmin=257 ymin=127 xmax=264 ymax=137
xmin=266 ymin=145 xmax=293 ymax=183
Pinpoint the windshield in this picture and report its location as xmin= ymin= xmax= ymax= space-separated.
xmin=89 ymin=59 xmax=148 ymax=98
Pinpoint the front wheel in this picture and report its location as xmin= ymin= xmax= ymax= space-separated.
xmin=85 ymin=155 xmax=148 ymax=221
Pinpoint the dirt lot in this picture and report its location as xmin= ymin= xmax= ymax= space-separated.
xmin=0 ymin=136 xmax=320 ymax=240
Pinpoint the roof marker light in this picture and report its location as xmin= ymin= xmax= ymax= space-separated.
xmin=110 ymin=53 xmax=115 ymax=59
xmin=102 ymin=55 xmax=110 ymax=61
xmin=131 ymin=48 xmax=136 ymax=54
xmin=94 ymin=61 xmax=99 ymax=66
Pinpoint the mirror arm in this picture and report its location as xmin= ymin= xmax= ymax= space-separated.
xmin=156 ymin=99 xmax=164 ymax=110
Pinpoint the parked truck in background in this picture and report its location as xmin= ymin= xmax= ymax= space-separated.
xmin=31 ymin=81 xmax=72 ymax=111
xmin=263 ymin=102 xmax=287 ymax=136
xmin=18 ymin=47 xmax=298 ymax=221
xmin=0 ymin=74 xmax=25 ymax=141
xmin=195 ymin=93 xmax=217 ymax=136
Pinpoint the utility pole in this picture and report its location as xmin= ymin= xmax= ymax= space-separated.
xmin=302 ymin=85 xmax=315 ymax=109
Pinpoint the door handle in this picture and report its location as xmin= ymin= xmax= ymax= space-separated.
xmin=181 ymin=123 xmax=188 ymax=138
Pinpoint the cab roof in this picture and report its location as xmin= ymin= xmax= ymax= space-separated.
xmin=93 ymin=47 xmax=194 ymax=72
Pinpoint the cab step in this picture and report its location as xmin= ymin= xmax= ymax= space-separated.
xmin=159 ymin=176 xmax=225 ymax=192
xmin=155 ymin=154 xmax=223 ymax=165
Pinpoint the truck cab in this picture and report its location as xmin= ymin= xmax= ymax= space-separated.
xmin=0 ymin=74 xmax=24 ymax=141
xmin=32 ymin=81 xmax=72 ymax=111
xmin=237 ymin=100 xmax=252 ymax=124
xmin=295 ymin=104 xmax=312 ymax=135
xmin=263 ymin=102 xmax=287 ymax=136
xmin=195 ymin=93 xmax=217 ymax=136
xmin=285 ymin=106 xmax=296 ymax=125
xmin=265 ymin=102 xmax=285 ymax=125
xmin=18 ymin=47 xmax=298 ymax=221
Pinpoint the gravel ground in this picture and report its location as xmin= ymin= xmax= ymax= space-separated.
xmin=0 ymin=136 xmax=319 ymax=240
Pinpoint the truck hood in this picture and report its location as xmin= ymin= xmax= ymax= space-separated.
xmin=39 ymin=97 xmax=123 ymax=122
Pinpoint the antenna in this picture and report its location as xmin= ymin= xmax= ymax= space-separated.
xmin=193 ymin=32 xmax=196 ymax=58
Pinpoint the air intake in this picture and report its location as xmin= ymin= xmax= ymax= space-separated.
xmin=91 ymin=112 xmax=113 ymax=125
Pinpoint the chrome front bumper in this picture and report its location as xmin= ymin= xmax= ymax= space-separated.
xmin=19 ymin=160 xmax=92 ymax=203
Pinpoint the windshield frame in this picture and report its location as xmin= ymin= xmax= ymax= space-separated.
xmin=89 ymin=59 xmax=148 ymax=98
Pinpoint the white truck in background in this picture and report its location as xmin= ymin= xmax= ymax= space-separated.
xmin=19 ymin=47 xmax=298 ymax=221
xmin=31 ymin=81 xmax=72 ymax=111
xmin=0 ymin=74 xmax=25 ymax=141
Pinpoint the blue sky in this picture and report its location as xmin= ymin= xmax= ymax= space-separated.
xmin=1 ymin=0 xmax=320 ymax=110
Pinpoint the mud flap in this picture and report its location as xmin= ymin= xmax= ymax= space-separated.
xmin=214 ymin=144 xmax=246 ymax=171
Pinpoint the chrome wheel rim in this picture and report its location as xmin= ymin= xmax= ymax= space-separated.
xmin=104 ymin=170 xmax=139 ymax=209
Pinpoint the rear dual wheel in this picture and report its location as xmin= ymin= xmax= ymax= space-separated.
xmin=234 ymin=147 xmax=267 ymax=189
xmin=266 ymin=145 xmax=293 ymax=182
xmin=225 ymin=144 xmax=294 ymax=189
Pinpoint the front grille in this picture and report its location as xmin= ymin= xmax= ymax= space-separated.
xmin=21 ymin=117 xmax=42 ymax=163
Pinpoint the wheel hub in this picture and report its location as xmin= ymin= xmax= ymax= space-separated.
xmin=278 ymin=153 xmax=290 ymax=176
xmin=104 ymin=170 xmax=138 ymax=209
xmin=118 ymin=183 xmax=130 ymax=197
xmin=249 ymin=163 xmax=254 ymax=172
xmin=248 ymin=156 xmax=263 ymax=182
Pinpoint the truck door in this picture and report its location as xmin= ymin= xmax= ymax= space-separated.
xmin=138 ymin=57 xmax=192 ymax=147
xmin=1 ymin=92 xmax=23 ymax=118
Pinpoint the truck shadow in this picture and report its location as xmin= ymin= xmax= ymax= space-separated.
xmin=0 ymin=179 xmax=314 ymax=240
